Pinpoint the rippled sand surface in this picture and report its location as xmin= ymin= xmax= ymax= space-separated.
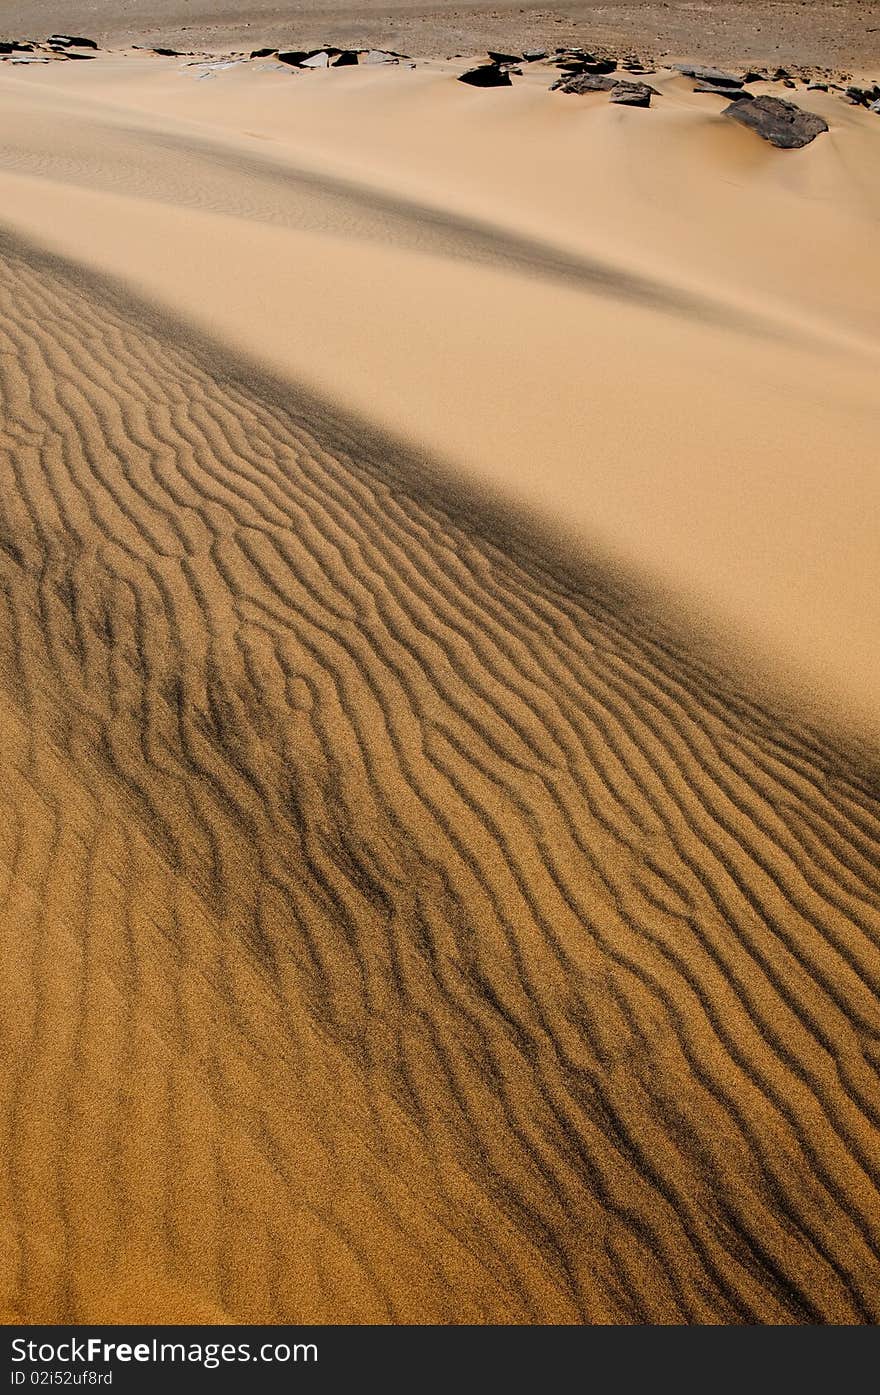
xmin=0 ymin=50 xmax=878 ymax=1323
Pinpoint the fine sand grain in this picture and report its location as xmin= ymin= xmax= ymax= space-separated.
xmin=0 ymin=46 xmax=878 ymax=1324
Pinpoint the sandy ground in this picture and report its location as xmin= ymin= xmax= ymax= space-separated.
xmin=0 ymin=43 xmax=878 ymax=1324
xmin=1 ymin=2 xmax=880 ymax=71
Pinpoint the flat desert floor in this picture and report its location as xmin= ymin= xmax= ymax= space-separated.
xmin=0 ymin=18 xmax=879 ymax=1324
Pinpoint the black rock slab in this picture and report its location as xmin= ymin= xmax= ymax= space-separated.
xmin=332 ymin=50 xmax=360 ymax=65
xmin=48 ymin=34 xmax=99 ymax=49
xmin=522 ymin=49 xmax=547 ymax=61
xmin=487 ymin=50 xmax=520 ymax=65
xmin=675 ymin=62 xmax=743 ymax=85
xmin=250 ymin=47 xmax=278 ymax=58
xmin=458 ymin=64 xmax=511 ymax=87
xmin=609 ymin=81 xmax=653 ymax=107
xmin=722 ymin=94 xmax=828 ymax=147
xmin=552 ymin=72 xmax=618 ymax=93
xmin=693 ymin=82 xmax=748 ymax=97
xmin=277 ymin=50 xmax=309 ymax=66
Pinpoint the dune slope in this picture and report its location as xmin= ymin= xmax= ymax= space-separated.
xmin=0 ymin=56 xmax=879 ymax=1324
xmin=0 ymin=225 xmax=879 ymax=1323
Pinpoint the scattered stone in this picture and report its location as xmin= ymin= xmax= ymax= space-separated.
xmin=458 ymin=64 xmax=512 ymax=87
xmin=722 ymin=94 xmax=828 ymax=148
xmin=609 ymin=81 xmax=654 ymax=106
xmin=674 ymin=62 xmax=743 ymax=85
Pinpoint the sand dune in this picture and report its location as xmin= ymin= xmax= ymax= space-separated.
xmin=0 ymin=50 xmax=879 ymax=1324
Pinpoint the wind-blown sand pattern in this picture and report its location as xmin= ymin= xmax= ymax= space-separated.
xmin=2 ymin=229 xmax=879 ymax=1324
xmin=0 ymin=43 xmax=879 ymax=1325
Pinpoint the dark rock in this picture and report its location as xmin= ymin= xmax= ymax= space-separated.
xmin=332 ymin=50 xmax=360 ymax=65
xmin=151 ymin=47 xmax=182 ymax=56
xmin=522 ymin=49 xmax=547 ymax=61
xmin=870 ymin=99 xmax=880 ymax=113
xmin=277 ymin=50 xmax=310 ymax=66
xmin=487 ymin=50 xmax=520 ymax=65
xmin=674 ymin=62 xmax=743 ymax=85
xmin=782 ymin=78 xmax=796 ymax=88
xmin=844 ymin=84 xmax=880 ymax=105
xmin=807 ymin=82 xmax=828 ymax=91
xmin=772 ymin=67 xmax=791 ymax=80
xmin=0 ymin=41 xmax=34 ymax=53
xmin=48 ymin=34 xmax=99 ymax=49
xmin=610 ymin=81 xmax=654 ymax=107
xmin=250 ymin=47 xmax=278 ymax=58
xmin=551 ymin=72 xmax=618 ymax=93
xmin=459 ymin=64 xmax=511 ymax=87
xmin=742 ymin=70 xmax=766 ymax=83
xmin=582 ymin=59 xmax=617 ymax=75
xmin=693 ymin=82 xmax=746 ymax=96
xmin=722 ymin=94 xmax=828 ymax=147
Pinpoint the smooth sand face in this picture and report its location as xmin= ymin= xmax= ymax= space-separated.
xmin=0 ymin=48 xmax=878 ymax=1325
